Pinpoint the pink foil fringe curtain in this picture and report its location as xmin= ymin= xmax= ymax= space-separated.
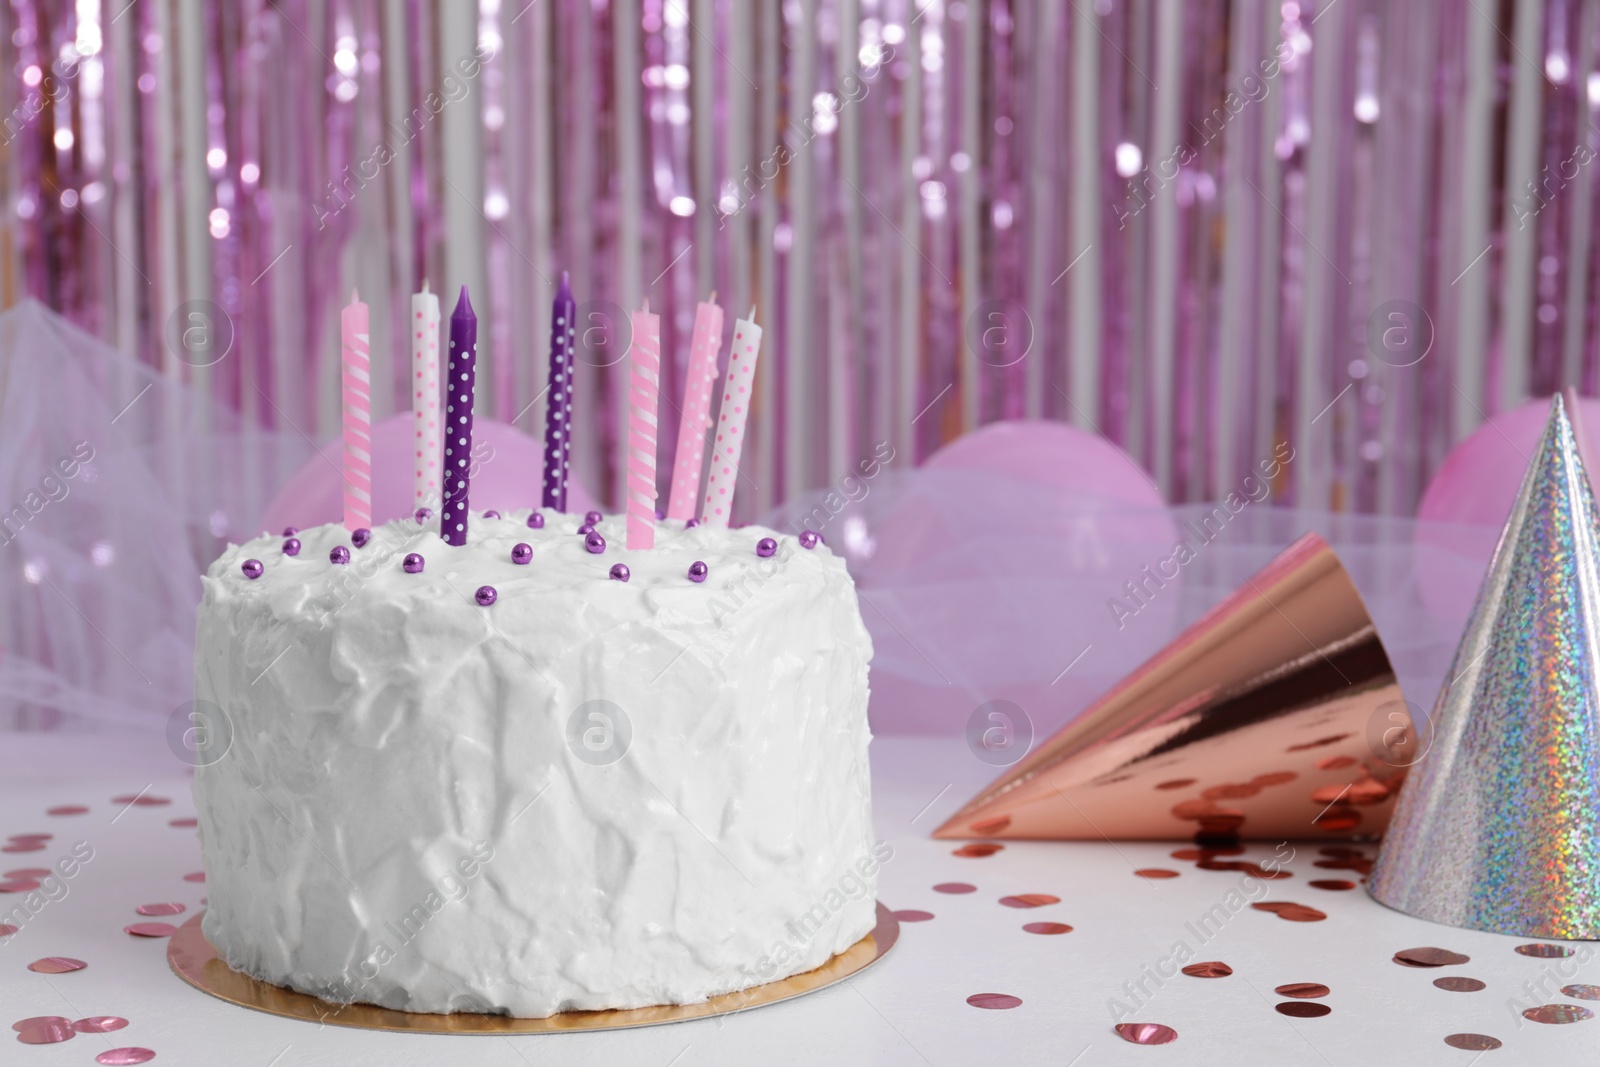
xmin=1 ymin=0 xmax=1598 ymax=520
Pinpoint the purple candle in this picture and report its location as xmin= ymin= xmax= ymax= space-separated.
xmin=442 ymin=286 xmax=477 ymax=546
xmin=542 ymin=272 xmax=576 ymax=511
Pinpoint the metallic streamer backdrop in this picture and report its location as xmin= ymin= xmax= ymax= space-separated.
xmin=0 ymin=0 xmax=1597 ymax=520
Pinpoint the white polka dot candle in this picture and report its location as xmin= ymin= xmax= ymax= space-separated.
xmin=411 ymin=280 xmax=441 ymax=514
xmin=541 ymin=272 xmax=576 ymax=511
xmin=340 ymin=288 xmax=372 ymax=532
xmin=701 ymin=307 xmax=761 ymax=527
xmin=666 ymin=294 xmax=724 ymax=520
xmin=626 ymin=302 xmax=661 ymax=550
xmin=442 ymin=286 xmax=476 ymax=547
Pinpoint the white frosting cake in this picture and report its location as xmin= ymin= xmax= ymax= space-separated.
xmin=192 ymin=510 xmax=877 ymax=1018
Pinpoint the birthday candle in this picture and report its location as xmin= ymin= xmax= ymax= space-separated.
xmin=701 ymin=308 xmax=762 ymax=527
xmin=666 ymin=293 xmax=724 ymax=520
xmin=412 ymin=281 xmax=441 ymax=513
xmin=626 ymin=302 xmax=661 ymax=549
xmin=340 ymin=289 xmax=371 ymax=532
xmin=442 ymin=286 xmax=477 ymax=546
xmin=541 ymin=272 xmax=576 ymax=510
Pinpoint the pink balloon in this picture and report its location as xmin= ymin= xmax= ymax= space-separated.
xmin=260 ymin=414 xmax=597 ymax=535
xmin=922 ymin=418 xmax=1168 ymax=508
xmin=1414 ymin=394 xmax=1600 ymax=624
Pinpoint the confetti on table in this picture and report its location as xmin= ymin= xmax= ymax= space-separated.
xmin=73 ymin=1017 xmax=129 ymax=1033
xmin=1181 ymin=961 xmax=1233 ymax=978
xmin=27 ymin=957 xmax=86 ymax=973
xmin=998 ymin=894 xmax=1059 ymax=909
xmin=1115 ymin=1022 xmax=1177 ymax=1044
xmin=124 ymin=923 xmax=178 ymax=938
xmin=967 ymin=993 xmax=1022 ymax=1010
xmin=1022 ymin=922 xmax=1073 ymax=935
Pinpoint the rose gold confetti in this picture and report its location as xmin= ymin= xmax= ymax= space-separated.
xmin=1182 ymin=961 xmax=1232 ymax=978
xmin=1316 ymin=755 xmax=1358 ymax=770
xmin=46 ymin=806 xmax=88 ymax=816
xmin=1443 ymin=1034 xmax=1501 ymax=1050
xmin=1522 ymin=1003 xmax=1594 ymax=1024
xmin=1309 ymin=879 xmax=1356 ymax=891
xmin=1312 ymin=807 xmax=1362 ymax=832
xmin=0 ymin=925 xmax=16 ymax=936
xmin=0 ymin=879 xmax=41 ymax=893
xmin=1434 ymin=977 xmax=1487 ymax=992
xmin=15 ymin=1020 xmax=74 ymax=1044
xmin=892 ymin=910 xmax=934 ymax=922
xmin=1345 ymin=778 xmax=1390 ymax=805
xmin=1171 ymin=798 xmax=1223 ymax=819
xmin=73 ymin=1017 xmax=129 ymax=1033
xmin=933 ymin=882 xmax=976 ymax=894
xmin=967 ymin=993 xmax=1021 ymax=1010
xmin=8 ymin=833 xmax=51 ymax=841
xmin=1115 ymin=1022 xmax=1178 ymax=1045
xmin=1562 ymin=984 xmax=1600 ymax=1000
xmin=111 ymin=795 xmax=169 ymax=807
xmin=1275 ymin=983 xmax=1330 ymax=999
xmin=168 ymin=817 xmax=197 ymax=829
xmin=1287 ymin=734 xmax=1351 ymax=752
xmin=952 ymin=843 xmax=1004 ymax=858
xmin=1202 ymin=782 xmax=1262 ymax=800
xmin=999 ymin=894 xmax=1060 ymax=908
xmin=1252 ymin=771 xmax=1299 ymax=787
xmin=1310 ymin=784 xmax=1352 ymax=804
xmin=970 ymin=816 xmax=1011 ymax=835
xmin=135 ymin=903 xmax=185 ymax=917
xmin=1023 ymin=922 xmax=1073 ymax=934
xmin=1134 ymin=868 xmax=1180 ymax=879
xmin=1394 ymin=947 xmax=1470 ymax=967
xmin=181 ymin=871 xmax=205 ymax=883
xmin=26 ymin=957 xmax=85 ymax=973
xmin=1171 ymin=845 xmax=1245 ymax=860
xmin=1275 ymin=1002 xmax=1332 ymax=1018
xmin=124 ymin=922 xmax=177 ymax=938
xmin=1196 ymin=860 xmax=1294 ymax=879
xmin=96 ymin=1049 xmax=156 ymax=1065
xmin=1251 ymin=902 xmax=1327 ymax=922
xmin=4 ymin=868 xmax=51 ymax=879
xmin=1 ymin=843 xmax=44 ymax=853
xmin=1155 ymin=778 xmax=1196 ymax=791
xmin=1515 ymin=943 xmax=1575 ymax=958
xmin=13 ymin=1016 xmax=70 ymax=1031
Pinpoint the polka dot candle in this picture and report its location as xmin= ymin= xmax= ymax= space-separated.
xmin=411 ymin=280 xmax=441 ymax=514
xmin=666 ymin=295 xmax=724 ymax=520
xmin=701 ymin=307 xmax=762 ymax=527
xmin=441 ymin=286 xmax=477 ymax=547
xmin=541 ymin=272 xmax=576 ymax=511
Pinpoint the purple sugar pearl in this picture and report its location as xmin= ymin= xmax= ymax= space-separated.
xmin=241 ymin=559 xmax=263 ymax=579
xmin=576 ymin=523 xmax=594 ymax=536
xmin=414 ymin=507 xmax=432 ymax=522
xmin=351 ymin=527 xmax=371 ymax=548
xmin=329 ymin=546 xmax=351 ymax=565
xmin=527 ymin=512 xmax=545 ymax=529
xmin=282 ymin=537 xmax=301 ymax=556
xmin=685 ymin=518 xmax=700 ymax=529
xmin=756 ymin=537 xmax=778 ymax=558
xmin=282 ymin=526 xmax=298 ymax=536
xmin=584 ymin=510 xmax=603 ymax=525
xmin=511 ymin=543 xmax=533 ymax=564
xmin=585 ymin=531 xmax=606 ymax=554
xmin=688 ymin=560 xmax=708 ymax=583
xmin=403 ymin=553 xmax=425 ymax=574
xmin=609 ymin=563 xmax=630 ymax=582
xmin=799 ymin=529 xmax=821 ymax=549
xmin=484 ymin=509 xmax=500 ymax=519
xmin=475 ymin=585 xmax=498 ymax=606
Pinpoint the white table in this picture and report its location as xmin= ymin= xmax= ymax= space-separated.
xmin=2 ymin=735 xmax=1593 ymax=1065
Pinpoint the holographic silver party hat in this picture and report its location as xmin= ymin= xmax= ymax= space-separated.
xmin=1371 ymin=390 xmax=1600 ymax=938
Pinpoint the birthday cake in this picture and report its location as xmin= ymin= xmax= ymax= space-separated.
xmin=191 ymin=510 xmax=878 ymax=1018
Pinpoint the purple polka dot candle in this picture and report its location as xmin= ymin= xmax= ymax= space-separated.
xmin=542 ymin=272 xmax=576 ymax=511
xmin=442 ymin=286 xmax=477 ymax=547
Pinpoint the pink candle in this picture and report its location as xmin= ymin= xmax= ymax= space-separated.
xmin=701 ymin=308 xmax=762 ymax=527
xmin=666 ymin=294 xmax=724 ymax=520
xmin=341 ymin=288 xmax=372 ymax=532
xmin=626 ymin=302 xmax=661 ymax=549
xmin=412 ymin=281 xmax=441 ymax=513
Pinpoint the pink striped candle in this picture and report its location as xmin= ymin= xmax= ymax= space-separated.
xmin=412 ymin=281 xmax=441 ymax=512
xmin=340 ymin=288 xmax=372 ymax=531
xmin=626 ymin=303 xmax=661 ymax=549
xmin=665 ymin=294 xmax=724 ymax=520
xmin=701 ymin=308 xmax=762 ymax=526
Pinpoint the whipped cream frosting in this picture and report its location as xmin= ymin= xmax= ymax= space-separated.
xmin=193 ymin=510 xmax=876 ymax=1017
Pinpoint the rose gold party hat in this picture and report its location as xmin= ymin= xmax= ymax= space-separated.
xmin=935 ymin=532 xmax=1415 ymax=842
xmin=1370 ymin=391 xmax=1600 ymax=938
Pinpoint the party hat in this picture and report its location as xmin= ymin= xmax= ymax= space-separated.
xmin=935 ymin=532 xmax=1415 ymax=842
xmin=1370 ymin=391 xmax=1600 ymax=938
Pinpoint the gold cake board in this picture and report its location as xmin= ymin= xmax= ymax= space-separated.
xmin=167 ymin=903 xmax=899 ymax=1034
